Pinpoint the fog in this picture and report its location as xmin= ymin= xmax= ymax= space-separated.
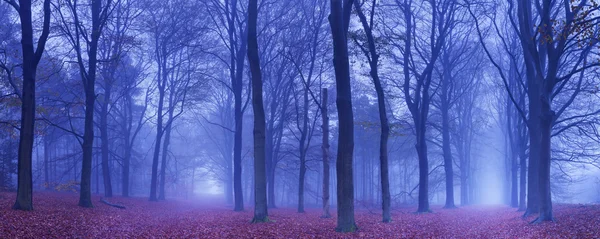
xmin=1 ymin=0 xmax=600 ymax=236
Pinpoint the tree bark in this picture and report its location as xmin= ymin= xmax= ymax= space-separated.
xmin=12 ymin=0 xmax=51 ymax=211
xmin=79 ymin=0 xmax=104 ymax=208
xmin=43 ymin=133 xmax=50 ymax=190
xmin=100 ymin=83 xmax=113 ymax=198
xmin=158 ymin=91 xmax=175 ymax=200
xmin=535 ymin=91 xmax=554 ymax=222
xmin=353 ymin=0 xmax=391 ymax=221
xmin=329 ymin=0 xmax=357 ymax=232
xmin=158 ymin=116 xmax=173 ymax=200
xmin=320 ymin=88 xmax=331 ymax=218
xmin=518 ymin=132 xmax=527 ymax=211
xmin=149 ymin=53 xmax=166 ymax=201
xmin=228 ymin=0 xmax=247 ymax=212
xmin=248 ymin=0 xmax=268 ymax=223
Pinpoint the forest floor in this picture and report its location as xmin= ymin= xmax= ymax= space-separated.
xmin=0 ymin=192 xmax=599 ymax=238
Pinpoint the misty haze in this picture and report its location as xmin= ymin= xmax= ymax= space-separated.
xmin=1 ymin=0 xmax=599 ymax=238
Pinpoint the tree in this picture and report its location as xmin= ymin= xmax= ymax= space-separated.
xmin=204 ymin=0 xmax=249 ymax=211
xmin=54 ymin=0 xmax=113 ymax=207
xmin=144 ymin=0 xmax=201 ymax=201
xmin=320 ymin=88 xmax=331 ymax=218
xmin=329 ymin=0 xmax=357 ymax=232
xmin=388 ymin=0 xmax=456 ymax=213
xmin=352 ymin=0 xmax=391 ymax=222
xmin=2 ymin=0 xmax=51 ymax=210
xmin=247 ymin=0 xmax=268 ymax=223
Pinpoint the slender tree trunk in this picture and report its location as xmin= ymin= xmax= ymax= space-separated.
xmin=226 ymin=162 xmax=233 ymax=204
xmin=511 ymin=141 xmax=519 ymax=208
xmin=265 ymin=121 xmax=276 ymax=208
xmin=123 ymin=141 xmax=131 ymax=197
xmin=149 ymin=78 xmax=165 ymax=201
xmin=43 ymin=134 xmax=50 ymax=190
xmin=441 ymin=99 xmax=455 ymax=209
xmin=353 ymin=1 xmax=391 ymax=220
xmin=416 ymin=128 xmax=430 ymax=213
xmin=100 ymin=86 xmax=113 ymax=197
xmin=248 ymin=0 xmax=268 ymax=222
xmin=518 ymin=135 xmax=527 ymax=210
xmin=159 ymin=107 xmax=175 ymax=200
xmin=297 ymin=78 xmax=310 ymax=213
xmin=79 ymin=0 xmax=103 ymax=208
xmin=231 ymin=36 xmax=247 ymax=210
xmin=320 ymin=88 xmax=331 ymax=218
xmin=298 ymin=158 xmax=306 ymax=213
xmin=229 ymin=0 xmax=247 ymax=212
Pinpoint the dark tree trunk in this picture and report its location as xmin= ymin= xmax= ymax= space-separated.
xmin=248 ymin=0 xmax=268 ymax=223
xmin=518 ymin=136 xmax=527 ymax=211
xmin=329 ymin=0 xmax=357 ymax=232
xmin=79 ymin=0 xmax=104 ymax=208
xmin=158 ymin=117 xmax=173 ymax=201
xmin=233 ymin=91 xmax=244 ymax=211
xmin=416 ymin=126 xmax=430 ymax=213
xmin=439 ymin=47 xmax=455 ymax=208
xmin=298 ymin=158 xmax=306 ymax=213
xmin=535 ymin=92 xmax=554 ymax=222
xmin=123 ymin=141 xmax=131 ymax=197
xmin=12 ymin=0 xmax=51 ymax=211
xmin=159 ymin=93 xmax=175 ymax=200
xmin=518 ymin=119 xmax=527 ymax=211
xmin=441 ymin=107 xmax=455 ymax=209
xmin=510 ymin=139 xmax=519 ymax=208
xmin=265 ymin=125 xmax=275 ymax=208
xmin=297 ymin=77 xmax=310 ymax=213
xmin=439 ymin=64 xmax=455 ymax=208
xmin=320 ymin=88 xmax=331 ymax=218
xmin=43 ymin=134 xmax=50 ymax=190
xmin=353 ymin=0 xmax=391 ymax=221
xmin=100 ymin=84 xmax=113 ymax=198
xmin=226 ymin=162 xmax=233 ymax=204
xmin=228 ymin=0 xmax=247 ymax=212
xmin=149 ymin=59 xmax=166 ymax=202
xmin=524 ymin=85 xmax=540 ymax=216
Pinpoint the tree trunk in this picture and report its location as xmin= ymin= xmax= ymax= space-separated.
xmin=441 ymin=90 xmax=455 ymax=209
xmin=159 ymin=102 xmax=175 ymax=200
xmin=524 ymin=86 xmax=540 ymax=216
xmin=248 ymin=0 xmax=268 ymax=223
xmin=123 ymin=142 xmax=131 ymax=197
xmin=100 ymin=85 xmax=113 ymax=197
xmin=297 ymin=75 xmax=310 ymax=213
xmin=518 ymin=137 xmax=527 ymax=211
xmin=158 ymin=117 xmax=173 ymax=200
xmin=329 ymin=0 xmax=357 ymax=232
xmin=321 ymin=88 xmax=331 ymax=218
xmin=79 ymin=0 xmax=103 ymax=208
xmin=298 ymin=159 xmax=306 ymax=213
xmin=353 ymin=0 xmax=391 ymax=220
xmin=534 ymin=94 xmax=553 ymax=222
xmin=416 ymin=129 xmax=430 ymax=213
xmin=12 ymin=0 xmax=50 ymax=211
xmin=149 ymin=66 xmax=166 ymax=202
xmin=229 ymin=0 xmax=247 ymax=212
xmin=43 ymin=134 xmax=50 ymax=190
xmin=511 ymin=140 xmax=518 ymax=208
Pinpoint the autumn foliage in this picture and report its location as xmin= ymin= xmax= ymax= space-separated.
xmin=0 ymin=192 xmax=598 ymax=238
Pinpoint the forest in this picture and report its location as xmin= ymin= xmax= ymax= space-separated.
xmin=1 ymin=0 xmax=600 ymax=238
